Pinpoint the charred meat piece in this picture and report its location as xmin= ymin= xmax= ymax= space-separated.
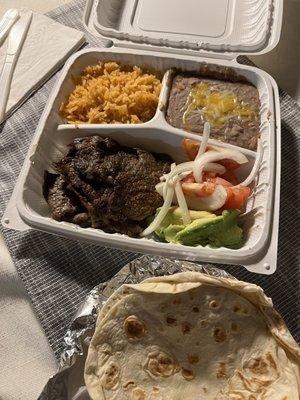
xmin=44 ymin=137 xmax=172 ymax=237
xmin=43 ymin=171 xmax=91 ymax=227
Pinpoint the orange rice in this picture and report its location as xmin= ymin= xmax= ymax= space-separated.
xmin=60 ymin=62 xmax=162 ymax=124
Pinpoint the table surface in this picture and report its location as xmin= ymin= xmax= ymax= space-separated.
xmin=0 ymin=1 xmax=299 ymax=399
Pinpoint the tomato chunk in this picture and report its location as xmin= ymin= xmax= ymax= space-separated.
xmin=207 ymin=177 xmax=233 ymax=187
xmin=181 ymin=173 xmax=195 ymax=183
xmin=218 ymin=159 xmax=240 ymax=170
xmin=181 ymin=182 xmax=216 ymax=198
xmin=202 ymin=171 xmax=217 ymax=181
xmin=223 ymin=186 xmax=251 ymax=210
xmin=182 ymin=139 xmax=199 ymax=160
xmin=220 ymin=170 xmax=238 ymax=185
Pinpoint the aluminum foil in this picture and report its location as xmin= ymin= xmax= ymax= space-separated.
xmin=38 ymin=255 xmax=233 ymax=400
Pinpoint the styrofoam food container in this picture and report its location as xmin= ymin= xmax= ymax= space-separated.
xmin=2 ymin=46 xmax=281 ymax=275
xmin=3 ymin=0 xmax=283 ymax=274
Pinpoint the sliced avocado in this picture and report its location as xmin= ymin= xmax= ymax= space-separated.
xmin=154 ymin=207 xmax=216 ymax=240
xmin=208 ymin=224 xmax=242 ymax=248
xmin=221 ymin=209 xmax=241 ymax=227
xmin=174 ymin=210 xmax=242 ymax=248
xmin=172 ymin=208 xmax=216 ymax=221
xmin=174 ymin=216 xmax=223 ymax=246
xmin=154 ymin=207 xmax=178 ymax=239
xmin=164 ymin=224 xmax=185 ymax=243
xmin=152 ymin=207 xmax=242 ymax=249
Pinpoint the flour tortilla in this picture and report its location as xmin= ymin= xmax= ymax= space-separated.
xmin=84 ymin=272 xmax=300 ymax=400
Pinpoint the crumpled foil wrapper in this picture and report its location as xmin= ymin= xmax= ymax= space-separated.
xmin=38 ymin=255 xmax=233 ymax=400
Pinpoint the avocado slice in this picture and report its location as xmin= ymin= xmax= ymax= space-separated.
xmin=174 ymin=215 xmax=223 ymax=246
xmin=164 ymin=224 xmax=185 ymax=243
xmin=174 ymin=209 xmax=242 ymax=248
xmin=152 ymin=207 xmax=242 ymax=248
xmin=154 ymin=207 xmax=216 ymax=240
xmin=208 ymin=224 xmax=243 ymax=248
xmin=172 ymin=208 xmax=216 ymax=221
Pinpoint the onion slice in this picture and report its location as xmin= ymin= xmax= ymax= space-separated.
xmin=155 ymin=181 xmax=165 ymax=197
xmin=162 ymin=149 xmax=247 ymax=195
xmin=169 ymin=163 xmax=190 ymax=225
xmin=196 ymin=122 xmax=210 ymax=159
xmin=193 ymin=150 xmax=249 ymax=183
xmin=193 ymin=122 xmax=210 ymax=182
xmin=156 ymin=182 xmax=227 ymax=212
xmin=238 ymin=139 xmax=263 ymax=187
xmin=184 ymin=185 xmax=228 ymax=211
xmin=160 ymin=162 xmax=225 ymax=184
xmin=141 ymin=184 xmax=175 ymax=237
xmin=162 ymin=161 xmax=194 ymax=198
xmin=174 ymin=176 xmax=191 ymax=225
xmin=204 ymin=163 xmax=226 ymax=175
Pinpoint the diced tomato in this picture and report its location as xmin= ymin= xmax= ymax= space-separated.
xmin=223 ymin=186 xmax=251 ymax=210
xmin=202 ymin=171 xmax=217 ymax=181
xmin=220 ymin=170 xmax=238 ymax=185
xmin=182 ymin=139 xmax=200 ymax=160
xmin=183 ymin=138 xmax=226 ymax=162
xmin=181 ymin=182 xmax=216 ymax=198
xmin=218 ymin=159 xmax=240 ymax=170
xmin=182 ymin=174 xmax=232 ymax=189
xmin=181 ymin=173 xmax=195 ymax=183
xmin=206 ymin=176 xmax=233 ymax=187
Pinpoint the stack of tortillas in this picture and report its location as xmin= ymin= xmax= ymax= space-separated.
xmin=84 ymin=272 xmax=300 ymax=399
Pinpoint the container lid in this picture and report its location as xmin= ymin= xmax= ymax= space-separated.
xmin=84 ymin=0 xmax=283 ymax=58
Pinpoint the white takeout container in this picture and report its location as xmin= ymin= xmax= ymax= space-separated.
xmin=3 ymin=0 xmax=283 ymax=274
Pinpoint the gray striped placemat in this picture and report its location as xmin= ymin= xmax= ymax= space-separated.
xmin=0 ymin=0 xmax=299 ymax=359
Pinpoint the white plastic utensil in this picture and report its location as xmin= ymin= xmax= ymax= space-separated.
xmin=0 ymin=9 xmax=19 ymax=47
xmin=0 ymin=11 xmax=32 ymax=124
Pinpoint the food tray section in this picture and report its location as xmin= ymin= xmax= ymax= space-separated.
xmin=14 ymin=48 xmax=279 ymax=273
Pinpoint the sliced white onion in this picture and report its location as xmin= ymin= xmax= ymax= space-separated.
xmin=161 ymin=155 xmax=236 ymax=186
xmin=196 ymin=122 xmax=211 ymax=160
xmin=238 ymin=139 xmax=263 ymax=187
xmin=203 ymin=162 xmax=226 ymax=175
xmin=162 ymin=161 xmax=194 ymax=198
xmin=174 ymin=176 xmax=191 ymax=225
xmin=184 ymin=185 xmax=227 ymax=211
xmin=141 ymin=184 xmax=175 ymax=237
xmin=161 ymin=162 xmax=225 ymax=183
xmin=193 ymin=150 xmax=249 ymax=183
xmin=168 ymin=161 xmax=195 ymax=175
xmin=155 ymin=181 xmax=165 ymax=197
xmin=162 ymin=161 xmax=202 ymax=191
xmin=169 ymin=164 xmax=190 ymax=225
xmin=162 ymin=162 xmax=176 ymax=199
xmin=156 ymin=182 xmax=227 ymax=212
xmin=193 ymin=122 xmax=211 ymax=183
xmin=161 ymin=151 xmax=242 ymax=196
